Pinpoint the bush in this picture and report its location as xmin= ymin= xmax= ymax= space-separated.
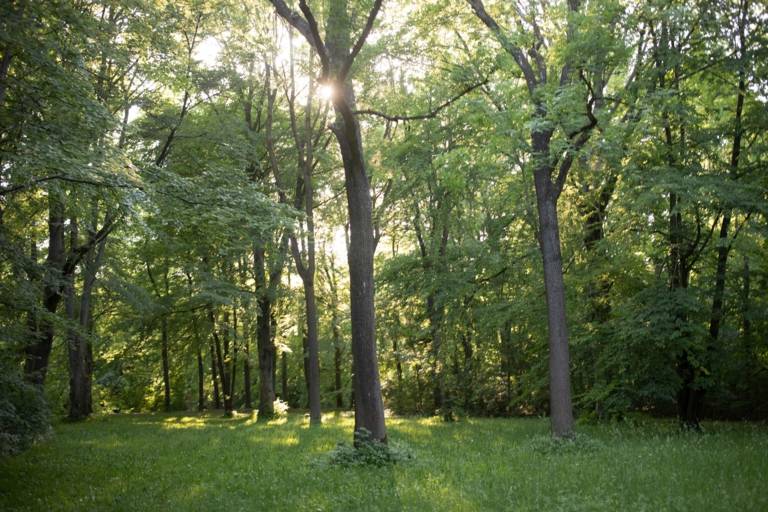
xmin=0 ymin=366 xmax=51 ymax=456
xmin=528 ymin=432 xmax=606 ymax=455
xmin=325 ymin=429 xmax=414 ymax=467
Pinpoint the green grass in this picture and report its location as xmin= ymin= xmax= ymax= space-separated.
xmin=1 ymin=413 xmax=766 ymax=511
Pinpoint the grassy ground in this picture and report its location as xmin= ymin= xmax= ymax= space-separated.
xmin=1 ymin=412 xmax=766 ymax=511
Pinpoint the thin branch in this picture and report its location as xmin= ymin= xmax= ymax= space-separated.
xmin=467 ymin=0 xmax=538 ymax=93
xmin=339 ymin=0 xmax=384 ymax=81
xmin=354 ymin=77 xmax=490 ymax=122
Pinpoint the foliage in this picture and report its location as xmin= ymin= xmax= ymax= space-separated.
xmin=0 ymin=363 xmax=51 ymax=456
xmin=324 ymin=428 xmax=414 ymax=467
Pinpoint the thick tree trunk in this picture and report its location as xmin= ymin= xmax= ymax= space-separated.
xmin=330 ymin=86 xmax=387 ymax=442
xmin=534 ymin=174 xmax=574 ymax=438
xmin=256 ymin=293 xmax=275 ymax=420
xmin=24 ymin=203 xmax=65 ymax=386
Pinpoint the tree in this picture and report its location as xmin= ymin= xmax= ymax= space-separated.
xmin=269 ymin=0 xmax=387 ymax=443
xmin=467 ymin=0 xmax=602 ymax=437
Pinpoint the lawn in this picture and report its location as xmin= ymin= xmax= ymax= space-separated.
xmin=1 ymin=412 xmax=766 ymax=511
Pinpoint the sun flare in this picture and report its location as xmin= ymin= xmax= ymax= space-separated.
xmin=317 ymin=83 xmax=335 ymax=101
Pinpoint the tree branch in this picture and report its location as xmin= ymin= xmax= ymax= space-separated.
xmin=339 ymin=0 xmax=384 ymax=81
xmin=467 ymin=0 xmax=538 ymax=93
xmin=354 ymin=76 xmax=490 ymax=122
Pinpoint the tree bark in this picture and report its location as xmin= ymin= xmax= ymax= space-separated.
xmin=197 ymin=346 xmax=205 ymax=411
xmin=210 ymin=339 xmax=221 ymax=409
xmin=256 ymin=278 xmax=276 ymax=419
xmin=161 ymin=317 xmax=171 ymax=411
xmin=535 ymin=183 xmax=574 ymax=437
xmin=210 ymin=309 xmax=233 ymax=415
xmin=281 ymin=351 xmax=288 ymax=402
xmin=243 ymin=331 xmax=253 ymax=410
xmin=66 ymin=223 xmax=107 ymax=420
xmin=23 ymin=199 xmax=65 ymax=385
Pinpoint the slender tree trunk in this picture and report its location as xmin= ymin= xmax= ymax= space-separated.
xmin=161 ymin=317 xmax=171 ymax=411
xmin=210 ymin=339 xmax=221 ymax=409
xmin=67 ymin=229 xmax=106 ymax=420
xmin=427 ymin=294 xmax=446 ymax=415
xmin=197 ymin=347 xmax=205 ymax=411
xmin=304 ymin=282 xmax=322 ymax=424
xmin=742 ymin=257 xmax=751 ymax=339
xmin=231 ymin=308 xmax=238 ymax=406
xmin=243 ymin=333 xmax=253 ymax=410
xmin=334 ymin=343 xmax=344 ymax=409
xmin=302 ymin=332 xmax=310 ymax=405
xmin=281 ymin=351 xmax=288 ymax=402
xmin=210 ymin=310 xmax=232 ymax=415
xmin=709 ymin=214 xmax=732 ymax=343
xmin=582 ymin=174 xmax=616 ymax=323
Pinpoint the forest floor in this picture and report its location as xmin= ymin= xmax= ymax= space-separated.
xmin=1 ymin=412 xmax=766 ymax=511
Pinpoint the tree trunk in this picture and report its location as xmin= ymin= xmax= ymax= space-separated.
xmin=335 ymin=343 xmax=344 ymax=409
xmin=24 ymin=201 xmax=65 ymax=386
xmin=197 ymin=347 xmax=205 ymax=411
xmin=281 ymin=351 xmax=288 ymax=402
xmin=66 ymin=228 xmax=106 ymax=420
xmin=210 ymin=309 xmax=232 ymax=415
xmin=243 ymin=332 xmax=253 ymax=410
xmin=256 ymin=291 xmax=275 ymax=420
xmin=534 ymin=177 xmax=574 ymax=438
xmin=230 ymin=308 xmax=238 ymax=407
xmin=324 ymin=75 xmax=386 ymax=442
xmin=742 ymin=257 xmax=751 ymax=340
xmin=709 ymin=214 xmax=732 ymax=343
xmin=427 ymin=294 xmax=446 ymax=416
xmin=582 ymin=174 xmax=616 ymax=323
xmin=210 ymin=339 xmax=221 ymax=409
xmin=161 ymin=317 xmax=171 ymax=411
xmin=303 ymin=280 xmax=322 ymax=425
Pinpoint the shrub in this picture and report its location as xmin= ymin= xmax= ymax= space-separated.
xmin=528 ymin=432 xmax=606 ymax=455
xmin=325 ymin=429 xmax=414 ymax=467
xmin=0 ymin=366 xmax=51 ymax=456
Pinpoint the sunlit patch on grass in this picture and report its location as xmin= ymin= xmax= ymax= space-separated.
xmin=160 ymin=416 xmax=209 ymax=429
xmin=265 ymin=415 xmax=288 ymax=426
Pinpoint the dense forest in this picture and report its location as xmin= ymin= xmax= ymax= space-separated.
xmin=1 ymin=0 xmax=767 ymax=455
